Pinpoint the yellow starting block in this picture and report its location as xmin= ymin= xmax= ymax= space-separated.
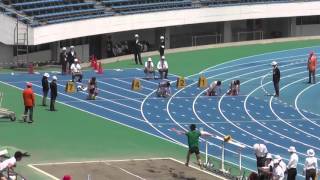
xmin=198 ymin=76 xmax=208 ymax=88
xmin=131 ymin=79 xmax=141 ymax=91
xmin=176 ymin=77 xmax=186 ymax=88
xmin=65 ymin=81 xmax=76 ymax=93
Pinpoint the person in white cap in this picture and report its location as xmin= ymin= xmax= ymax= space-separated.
xmin=304 ymin=149 xmax=317 ymax=180
xmin=41 ymin=73 xmax=50 ymax=106
xmin=157 ymin=56 xmax=169 ymax=79
xmin=272 ymin=159 xmax=285 ymax=180
xmin=287 ymin=146 xmax=298 ymax=180
xmin=67 ymin=46 xmax=77 ymax=72
xmin=133 ymin=34 xmax=142 ymax=65
xmin=144 ymin=57 xmax=155 ymax=79
xmin=272 ymin=61 xmax=280 ymax=97
xmin=70 ymin=59 xmax=83 ymax=82
xmin=159 ymin=35 xmax=165 ymax=57
xmin=259 ymin=153 xmax=274 ymax=179
xmin=274 ymin=155 xmax=286 ymax=174
xmin=253 ymin=143 xmax=268 ymax=179
xmin=50 ymin=76 xmax=58 ymax=111
xmin=60 ymin=47 xmax=68 ymax=75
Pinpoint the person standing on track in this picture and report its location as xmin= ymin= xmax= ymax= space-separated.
xmin=307 ymin=51 xmax=317 ymax=84
xmin=133 ymin=34 xmax=142 ymax=65
xmin=67 ymin=46 xmax=77 ymax=73
xmin=304 ymin=149 xmax=317 ymax=180
xmin=272 ymin=61 xmax=280 ymax=97
xmin=185 ymin=124 xmax=212 ymax=169
xmin=60 ymin=47 xmax=68 ymax=75
xmin=41 ymin=73 xmax=50 ymax=106
xmin=22 ymin=82 xmax=35 ymax=123
xmin=50 ymin=76 xmax=58 ymax=111
xmin=159 ymin=35 xmax=165 ymax=57
xmin=253 ymin=143 xmax=268 ymax=179
xmin=287 ymin=146 xmax=298 ymax=180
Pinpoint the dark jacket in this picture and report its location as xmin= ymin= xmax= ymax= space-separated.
xmin=159 ymin=40 xmax=165 ymax=54
xmin=133 ymin=39 xmax=141 ymax=54
xmin=42 ymin=77 xmax=49 ymax=92
xmin=60 ymin=52 xmax=68 ymax=65
xmin=50 ymin=81 xmax=58 ymax=98
xmin=273 ymin=67 xmax=280 ymax=83
xmin=67 ymin=51 xmax=76 ymax=64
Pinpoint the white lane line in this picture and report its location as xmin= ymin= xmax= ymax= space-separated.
xmin=114 ymin=78 xmax=155 ymax=91
xmin=98 ymin=80 xmax=147 ymax=97
xmin=295 ymin=81 xmax=320 ymax=124
xmin=28 ymin=164 xmax=60 ymax=180
xmin=243 ymin=70 xmax=320 ymax=151
xmin=54 ymin=83 xmax=141 ymax=112
xmin=104 ymin=162 xmax=146 ymax=180
xmin=0 ymin=80 xmax=187 ymax=159
xmin=269 ymin=73 xmax=320 ymax=136
xmin=192 ymin=60 xmax=305 ymax=145
xmin=30 ymin=82 xmax=145 ymax=122
xmin=98 ymin=88 xmax=143 ymax=103
xmin=190 ymin=45 xmax=320 ymax=77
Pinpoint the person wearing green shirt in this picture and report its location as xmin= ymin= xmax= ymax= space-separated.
xmin=185 ymin=124 xmax=211 ymax=169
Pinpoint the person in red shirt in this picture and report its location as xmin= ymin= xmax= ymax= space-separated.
xmin=22 ymin=82 xmax=35 ymax=123
xmin=308 ymin=51 xmax=317 ymax=84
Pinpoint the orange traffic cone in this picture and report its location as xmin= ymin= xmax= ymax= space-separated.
xmin=28 ymin=63 xmax=34 ymax=74
xmin=97 ymin=62 xmax=103 ymax=74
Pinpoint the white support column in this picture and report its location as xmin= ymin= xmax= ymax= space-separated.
xmin=290 ymin=17 xmax=297 ymax=37
xmin=223 ymin=21 xmax=232 ymax=43
xmin=165 ymin=27 xmax=170 ymax=49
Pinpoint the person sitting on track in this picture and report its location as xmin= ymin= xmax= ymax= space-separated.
xmin=0 ymin=151 xmax=29 ymax=180
xmin=206 ymin=80 xmax=221 ymax=96
xmin=87 ymin=77 xmax=98 ymax=100
xmin=227 ymin=80 xmax=240 ymax=96
xmin=70 ymin=59 xmax=83 ymax=82
xmin=156 ymin=80 xmax=171 ymax=97
xmin=144 ymin=57 xmax=155 ymax=79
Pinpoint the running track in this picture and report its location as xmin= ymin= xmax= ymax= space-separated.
xmin=1 ymin=46 xmax=320 ymax=179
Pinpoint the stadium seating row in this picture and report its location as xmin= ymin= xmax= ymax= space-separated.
xmin=0 ymin=0 xmax=314 ymax=26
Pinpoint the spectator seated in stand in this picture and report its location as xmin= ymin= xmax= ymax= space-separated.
xmin=156 ymin=80 xmax=171 ymax=97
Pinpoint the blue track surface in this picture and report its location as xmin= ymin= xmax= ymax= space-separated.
xmin=1 ymin=46 xmax=320 ymax=179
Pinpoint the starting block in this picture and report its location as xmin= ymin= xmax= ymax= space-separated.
xmin=131 ymin=79 xmax=141 ymax=91
xmin=65 ymin=81 xmax=76 ymax=93
xmin=198 ymin=76 xmax=208 ymax=88
xmin=176 ymin=77 xmax=186 ymax=88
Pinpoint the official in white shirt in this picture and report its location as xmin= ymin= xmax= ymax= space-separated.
xmin=157 ymin=56 xmax=169 ymax=79
xmin=70 ymin=59 xmax=83 ymax=82
xmin=273 ymin=159 xmax=285 ymax=180
xmin=287 ymin=146 xmax=298 ymax=180
xmin=144 ymin=57 xmax=155 ymax=79
xmin=253 ymin=143 xmax=268 ymax=179
xmin=274 ymin=155 xmax=287 ymax=174
xmin=304 ymin=149 xmax=317 ymax=180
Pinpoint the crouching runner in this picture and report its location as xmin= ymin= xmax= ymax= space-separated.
xmin=157 ymin=80 xmax=171 ymax=97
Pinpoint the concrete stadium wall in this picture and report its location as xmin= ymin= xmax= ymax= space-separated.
xmin=13 ymin=1 xmax=320 ymax=45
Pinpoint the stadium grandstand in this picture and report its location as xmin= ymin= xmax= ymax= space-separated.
xmin=1 ymin=0 xmax=320 ymax=179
